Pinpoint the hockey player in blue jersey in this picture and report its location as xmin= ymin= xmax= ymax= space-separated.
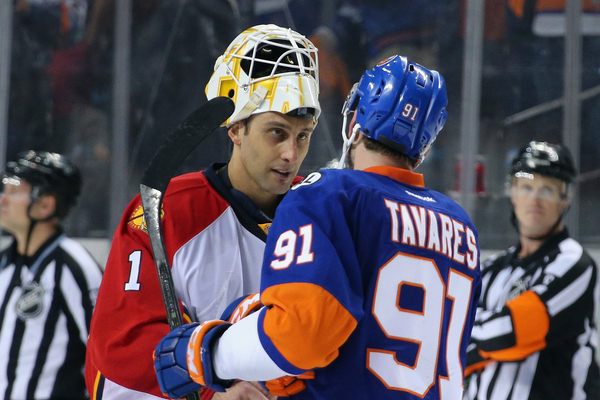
xmin=153 ymin=55 xmax=482 ymax=399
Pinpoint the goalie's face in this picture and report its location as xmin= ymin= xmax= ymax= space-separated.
xmin=228 ymin=111 xmax=315 ymax=211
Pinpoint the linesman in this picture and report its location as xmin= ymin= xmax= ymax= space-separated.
xmin=464 ymin=141 xmax=600 ymax=399
xmin=0 ymin=150 xmax=103 ymax=399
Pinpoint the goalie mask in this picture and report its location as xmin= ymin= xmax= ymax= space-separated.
xmin=206 ymin=24 xmax=321 ymax=126
xmin=338 ymin=55 xmax=447 ymax=168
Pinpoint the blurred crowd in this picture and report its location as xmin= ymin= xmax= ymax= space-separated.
xmin=5 ymin=0 xmax=600 ymax=243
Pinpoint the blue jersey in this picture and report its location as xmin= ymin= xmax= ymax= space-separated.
xmin=215 ymin=166 xmax=482 ymax=399
xmin=254 ymin=166 xmax=482 ymax=399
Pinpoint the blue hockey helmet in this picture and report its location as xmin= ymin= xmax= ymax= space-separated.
xmin=342 ymin=55 xmax=448 ymax=163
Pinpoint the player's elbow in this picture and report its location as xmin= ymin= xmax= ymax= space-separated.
xmin=262 ymin=283 xmax=358 ymax=370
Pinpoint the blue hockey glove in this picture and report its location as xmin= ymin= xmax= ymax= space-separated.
xmin=154 ymin=321 xmax=235 ymax=397
xmin=187 ymin=320 xmax=234 ymax=392
xmin=153 ymin=323 xmax=202 ymax=399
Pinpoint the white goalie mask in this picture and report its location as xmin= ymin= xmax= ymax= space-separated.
xmin=205 ymin=24 xmax=321 ymax=126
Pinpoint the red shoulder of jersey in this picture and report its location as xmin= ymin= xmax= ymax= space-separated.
xmin=86 ymin=171 xmax=230 ymax=397
xmin=292 ymin=175 xmax=304 ymax=185
xmin=126 ymin=171 xmax=229 ymax=262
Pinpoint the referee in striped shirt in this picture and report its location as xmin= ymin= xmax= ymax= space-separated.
xmin=0 ymin=151 xmax=103 ymax=399
xmin=464 ymin=141 xmax=600 ymax=400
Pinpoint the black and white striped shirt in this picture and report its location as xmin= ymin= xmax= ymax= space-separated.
xmin=0 ymin=231 xmax=103 ymax=400
xmin=464 ymin=229 xmax=600 ymax=400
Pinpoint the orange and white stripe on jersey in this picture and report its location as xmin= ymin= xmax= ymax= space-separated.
xmin=480 ymin=290 xmax=549 ymax=361
xmin=261 ymin=282 xmax=358 ymax=370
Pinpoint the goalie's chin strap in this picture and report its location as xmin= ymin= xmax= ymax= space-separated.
xmin=231 ymin=85 xmax=269 ymax=125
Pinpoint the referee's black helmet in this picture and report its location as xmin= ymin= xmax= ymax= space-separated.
xmin=510 ymin=141 xmax=576 ymax=184
xmin=4 ymin=150 xmax=81 ymax=219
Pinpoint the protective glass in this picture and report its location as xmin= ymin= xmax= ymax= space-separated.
xmin=341 ymin=82 xmax=359 ymax=117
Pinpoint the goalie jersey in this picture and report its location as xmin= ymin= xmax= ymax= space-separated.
xmin=86 ymin=163 xmax=294 ymax=399
xmin=214 ymin=166 xmax=482 ymax=399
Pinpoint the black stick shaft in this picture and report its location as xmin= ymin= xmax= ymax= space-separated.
xmin=139 ymin=97 xmax=234 ymax=400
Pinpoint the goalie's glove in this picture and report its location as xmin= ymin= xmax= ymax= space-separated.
xmin=154 ymin=321 xmax=234 ymax=398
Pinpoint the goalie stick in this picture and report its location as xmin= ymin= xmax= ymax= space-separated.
xmin=140 ymin=96 xmax=234 ymax=400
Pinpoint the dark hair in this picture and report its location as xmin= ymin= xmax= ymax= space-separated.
xmin=363 ymin=137 xmax=418 ymax=168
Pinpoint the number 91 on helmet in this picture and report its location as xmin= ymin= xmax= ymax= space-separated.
xmin=342 ymin=55 xmax=448 ymax=165
xmin=205 ymin=24 xmax=321 ymax=127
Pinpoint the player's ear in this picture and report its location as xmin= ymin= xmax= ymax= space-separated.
xmin=31 ymin=195 xmax=57 ymax=220
xmin=346 ymin=112 xmax=358 ymax=140
xmin=560 ymin=192 xmax=572 ymax=212
xmin=228 ymin=121 xmax=244 ymax=146
xmin=353 ymin=131 xmax=365 ymax=145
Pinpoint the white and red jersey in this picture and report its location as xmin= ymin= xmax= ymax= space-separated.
xmin=86 ymin=164 xmax=292 ymax=399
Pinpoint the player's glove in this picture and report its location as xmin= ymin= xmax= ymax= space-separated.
xmin=154 ymin=321 xmax=234 ymax=398
xmin=263 ymin=371 xmax=316 ymax=396
xmin=153 ymin=323 xmax=203 ymax=399
xmin=187 ymin=320 xmax=234 ymax=391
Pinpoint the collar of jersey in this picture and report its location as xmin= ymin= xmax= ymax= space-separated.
xmin=363 ymin=166 xmax=425 ymax=187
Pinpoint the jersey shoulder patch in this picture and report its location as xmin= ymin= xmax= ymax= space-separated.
xmin=291 ymin=171 xmax=323 ymax=191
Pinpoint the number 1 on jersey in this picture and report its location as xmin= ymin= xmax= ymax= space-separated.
xmin=125 ymin=250 xmax=142 ymax=291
